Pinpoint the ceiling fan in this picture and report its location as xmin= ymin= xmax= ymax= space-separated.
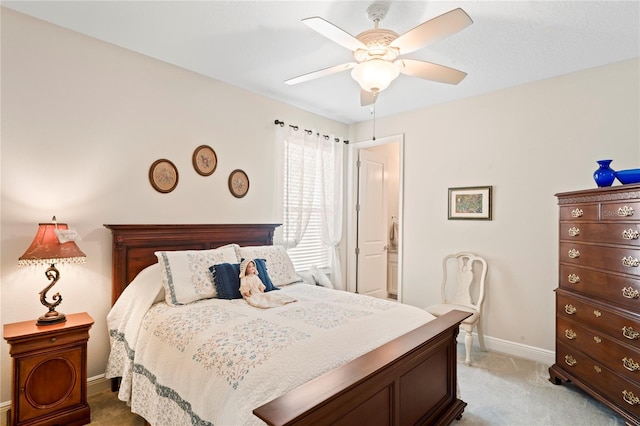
xmin=285 ymin=3 xmax=473 ymax=106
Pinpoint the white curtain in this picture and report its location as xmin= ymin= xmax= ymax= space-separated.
xmin=275 ymin=125 xmax=318 ymax=249
xmin=274 ymin=124 xmax=345 ymax=289
xmin=318 ymin=135 xmax=344 ymax=290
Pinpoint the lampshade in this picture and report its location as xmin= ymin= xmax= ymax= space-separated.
xmin=351 ymin=59 xmax=400 ymax=93
xmin=19 ymin=222 xmax=86 ymax=266
xmin=18 ymin=219 xmax=86 ymax=326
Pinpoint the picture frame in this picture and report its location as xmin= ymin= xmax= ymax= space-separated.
xmin=448 ymin=186 xmax=492 ymax=220
xmin=149 ymin=159 xmax=179 ymax=193
xmin=228 ymin=169 xmax=249 ymax=198
xmin=192 ymin=145 xmax=217 ymax=176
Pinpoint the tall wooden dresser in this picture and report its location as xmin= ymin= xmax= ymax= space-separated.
xmin=550 ymin=184 xmax=640 ymax=425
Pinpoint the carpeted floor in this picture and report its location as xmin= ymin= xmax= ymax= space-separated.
xmin=88 ymin=345 xmax=625 ymax=425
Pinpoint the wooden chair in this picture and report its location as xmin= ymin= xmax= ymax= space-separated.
xmin=426 ymin=252 xmax=488 ymax=365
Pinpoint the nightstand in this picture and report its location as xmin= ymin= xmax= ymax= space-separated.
xmin=3 ymin=312 xmax=94 ymax=426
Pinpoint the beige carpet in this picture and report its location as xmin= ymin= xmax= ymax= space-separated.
xmin=88 ymin=345 xmax=625 ymax=425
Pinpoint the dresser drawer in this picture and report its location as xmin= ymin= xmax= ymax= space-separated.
xmin=560 ymin=205 xmax=599 ymax=221
xmin=557 ymin=316 xmax=640 ymax=381
xmin=602 ymin=201 xmax=640 ymax=221
xmin=560 ymin=222 xmax=640 ymax=246
xmin=560 ymin=241 xmax=640 ymax=277
xmin=556 ymin=291 xmax=640 ymax=349
xmin=559 ymin=264 xmax=640 ymax=311
xmin=556 ymin=341 xmax=640 ymax=419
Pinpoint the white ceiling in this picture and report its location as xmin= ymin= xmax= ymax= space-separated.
xmin=3 ymin=1 xmax=639 ymax=124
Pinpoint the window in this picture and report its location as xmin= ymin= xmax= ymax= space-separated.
xmin=281 ymin=139 xmax=330 ymax=271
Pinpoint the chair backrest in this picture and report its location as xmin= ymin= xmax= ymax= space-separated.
xmin=440 ymin=252 xmax=488 ymax=312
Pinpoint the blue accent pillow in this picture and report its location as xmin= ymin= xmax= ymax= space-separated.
xmin=251 ymin=258 xmax=279 ymax=292
xmin=210 ymin=263 xmax=242 ymax=299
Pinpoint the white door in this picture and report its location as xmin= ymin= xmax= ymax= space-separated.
xmin=356 ymin=149 xmax=388 ymax=298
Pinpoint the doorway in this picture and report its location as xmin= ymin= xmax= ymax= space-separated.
xmin=346 ymin=134 xmax=404 ymax=301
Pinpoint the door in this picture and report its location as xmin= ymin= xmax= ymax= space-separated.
xmin=356 ymin=148 xmax=388 ymax=298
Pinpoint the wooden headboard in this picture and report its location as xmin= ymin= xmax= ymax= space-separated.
xmin=104 ymin=224 xmax=280 ymax=305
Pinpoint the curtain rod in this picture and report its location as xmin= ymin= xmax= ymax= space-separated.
xmin=274 ymin=120 xmax=348 ymax=144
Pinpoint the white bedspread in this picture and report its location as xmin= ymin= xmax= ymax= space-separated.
xmin=107 ymin=279 xmax=434 ymax=426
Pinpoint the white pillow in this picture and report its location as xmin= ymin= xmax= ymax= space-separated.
xmin=310 ymin=265 xmax=334 ymax=289
xmin=237 ymin=245 xmax=299 ymax=287
xmin=155 ymin=244 xmax=239 ymax=306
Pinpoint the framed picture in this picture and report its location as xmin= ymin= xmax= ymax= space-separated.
xmin=192 ymin=145 xmax=217 ymax=176
xmin=149 ymin=159 xmax=179 ymax=193
xmin=228 ymin=169 xmax=249 ymax=198
xmin=448 ymin=186 xmax=492 ymax=220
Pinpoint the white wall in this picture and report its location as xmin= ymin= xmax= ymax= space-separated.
xmin=0 ymin=9 xmax=347 ymax=403
xmin=349 ymin=57 xmax=640 ymax=355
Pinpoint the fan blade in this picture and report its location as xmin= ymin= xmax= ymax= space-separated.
xmin=302 ymin=17 xmax=366 ymax=51
xmin=390 ymin=8 xmax=472 ymax=55
xmin=285 ymin=62 xmax=356 ymax=85
xmin=396 ymin=59 xmax=467 ymax=85
xmin=360 ymin=90 xmax=378 ymax=106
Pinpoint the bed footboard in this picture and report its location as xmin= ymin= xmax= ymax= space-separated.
xmin=254 ymin=309 xmax=470 ymax=426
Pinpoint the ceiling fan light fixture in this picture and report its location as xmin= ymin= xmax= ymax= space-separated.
xmin=351 ymin=59 xmax=400 ymax=93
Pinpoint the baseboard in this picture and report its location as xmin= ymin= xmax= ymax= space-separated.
xmin=458 ymin=333 xmax=555 ymax=365
xmin=0 ymin=375 xmax=112 ymax=426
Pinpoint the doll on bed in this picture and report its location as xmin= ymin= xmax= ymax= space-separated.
xmin=239 ymin=259 xmax=296 ymax=308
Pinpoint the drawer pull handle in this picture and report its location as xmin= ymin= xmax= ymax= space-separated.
xmin=623 ymin=287 xmax=640 ymax=299
xmin=49 ymin=337 xmax=56 ymax=343
xmin=593 ymin=336 xmax=602 ymax=344
xmin=571 ymin=208 xmax=583 ymax=218
xmin=623 ymin=326 xmax=640 ymax=340
xmin=593 ymin=310 xmax=601 ymax=318
xmin=567 ymin=274 xmax=580 ymax=284
xmin=564 ymin=355 xmax=577 ymax=367
xmin=622 ymin=256 xmax=640 ymax=268
xmin=623 ymin=357 xmax=640 ymax=372
xmin=565 ymin=304 xmax=577 ymax=315
xmin=623 ymin=229 xmax=640 ymax=240
xmin=564 ymin=329 xmax=577 ymax=340
xmin=594 ymin=365 xmax=602 ymax=373
xmin=568 ymin=227 xmax=580 ymax=237
xmin=618 ymin=206 xmax=635 ymax=217
xmin=568 ymin=249 xmax=580 ymax=259
xmin=623 ymin=390 xmax=640 ymax=406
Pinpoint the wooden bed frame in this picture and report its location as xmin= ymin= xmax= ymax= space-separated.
xmin=105 ymin=224 xmax=470 ymax=426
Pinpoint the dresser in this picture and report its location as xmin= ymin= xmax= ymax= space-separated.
xmin=3 ymin=312 xmax=93 ymax=426
xmin=550 ymin=184 xmax=640 ymax=425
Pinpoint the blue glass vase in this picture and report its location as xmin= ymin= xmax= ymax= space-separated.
xmin=593 ymin=160 xmax=616 ymax=187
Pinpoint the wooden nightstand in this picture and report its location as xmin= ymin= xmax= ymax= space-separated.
xmin=3 ymin=312 xmax=94 ymax=426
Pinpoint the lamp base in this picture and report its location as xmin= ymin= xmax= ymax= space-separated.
xmin=37 ymin=311 xmax=66 ymax=326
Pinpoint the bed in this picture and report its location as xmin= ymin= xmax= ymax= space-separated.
xmin=104 ymin=223 xmax=470 ymax=425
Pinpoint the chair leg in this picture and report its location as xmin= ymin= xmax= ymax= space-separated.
xmin=464 ymin=328 xmax=473 ymax=366
xmin=476 ymin=321 xmax=486 ymax=352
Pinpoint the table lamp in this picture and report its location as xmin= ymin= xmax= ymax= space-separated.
xmin=18 ymin=217 xmax=86 ymax=325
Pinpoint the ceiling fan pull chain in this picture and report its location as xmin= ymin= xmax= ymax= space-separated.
xmin=371 ymin=103 xmax=376 ymax=141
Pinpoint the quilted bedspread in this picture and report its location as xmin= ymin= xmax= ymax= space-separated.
xmin=107 ymin=280 xmax=434 ymax=425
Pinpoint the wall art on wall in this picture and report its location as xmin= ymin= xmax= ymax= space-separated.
xmin=228 ymin=169 xmax=249 ymax=198
xmin=192 ymin=145 xmax=217 ymax=176
xmin=448 ymin=186 xmax=492 ymax=220
xmin=149 ymin=159 xmax=179 ymax=193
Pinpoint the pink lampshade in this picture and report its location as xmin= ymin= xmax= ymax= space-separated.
xmin=19 ymin=222 xmax=86 ymax=266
